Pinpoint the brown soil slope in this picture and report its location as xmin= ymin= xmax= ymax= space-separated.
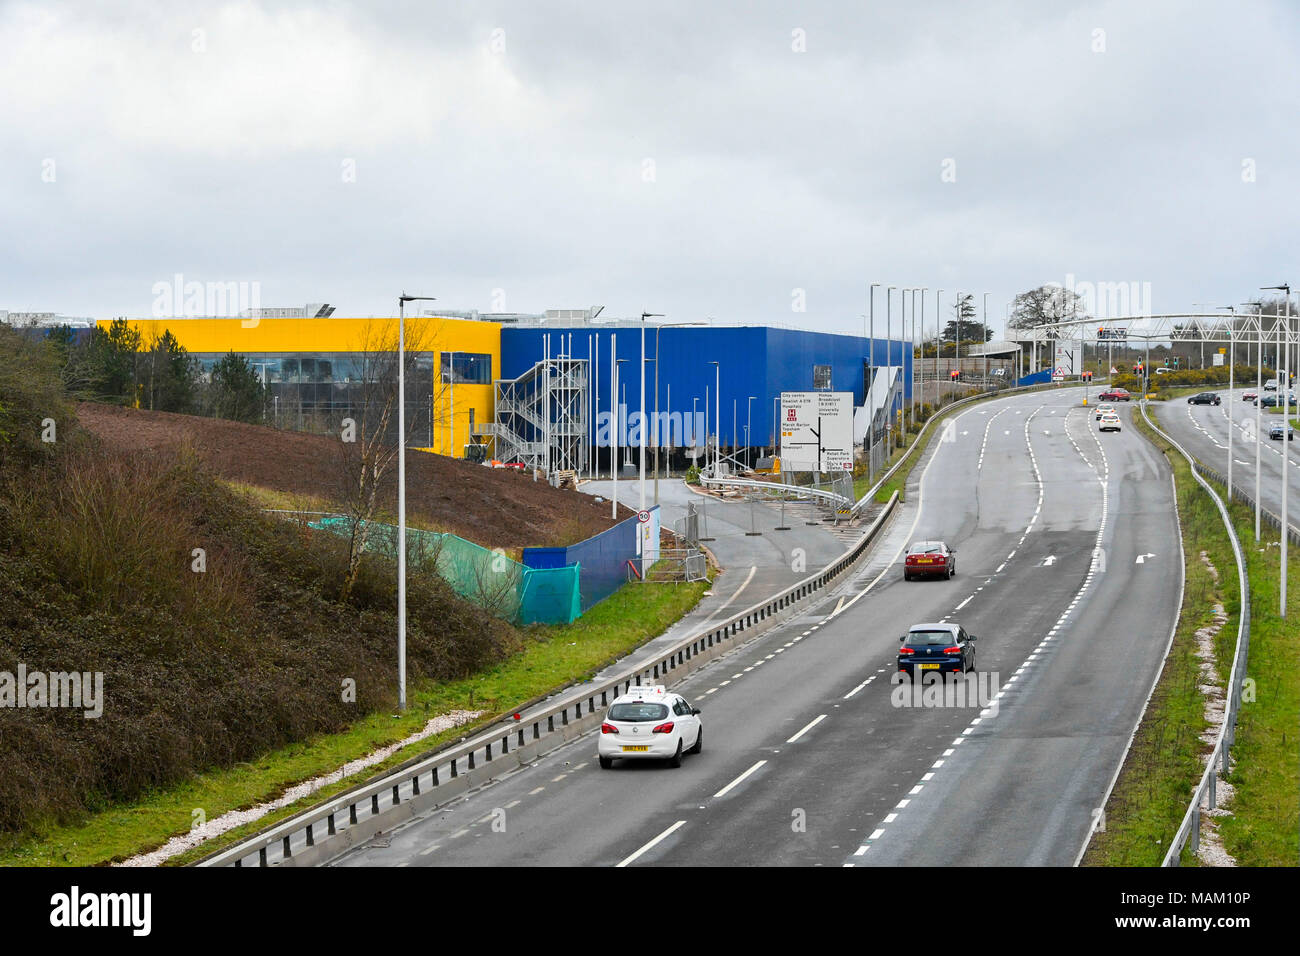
xmin=77 ymin=403 xmax=629 ymax=549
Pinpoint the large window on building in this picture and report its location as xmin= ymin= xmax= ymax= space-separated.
xmin=441 ymin=352 xmax=492 ymax=384
xmin=813 ymin=364 xmax=832 ymax=390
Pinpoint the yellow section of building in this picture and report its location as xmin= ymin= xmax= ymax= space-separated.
xmin=99 ymin=316 xmax=501 ymax=459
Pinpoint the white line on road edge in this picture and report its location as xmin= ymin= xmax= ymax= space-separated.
xmin=616 ymin=820 xmax=686 ymax=867
xmin=786 ymin=714 xmax=827 ymax=743
xmin=834 ymin=401 xmax=990 ymax=618
xmin=713 ymin=760 xmax=768 ymax=798
xmin=843 ymin=678 xmax=872 ymax=699
xmin=697 ymin=565 xmax=757 ymax=629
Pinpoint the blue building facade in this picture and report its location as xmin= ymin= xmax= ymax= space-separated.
xmin=499 ymin=325 xmax=911 ymax=467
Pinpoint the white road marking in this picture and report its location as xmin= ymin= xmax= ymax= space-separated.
xmin=713 ymin=760 xmax=768 ymax=798
xmin=616 ymin=820 xmax=687 ymax=867
xmin=787 ymin=714 xmax=827 ymax=743
xmin=418 ymin=843 xmax=440 ymax=856
xmin=844 ymin=679 xmax=871 ymax=699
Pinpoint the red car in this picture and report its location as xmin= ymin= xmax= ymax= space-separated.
xmin=1243 ymin=391 xmax=1258 ymax=402
xmin=904 ymin=541 xmax=956 ymax=581
xmin=1098 ymin=387 xmax=1132 ymax=401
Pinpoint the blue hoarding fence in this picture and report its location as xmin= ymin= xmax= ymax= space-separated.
xmin=522 ymin=507 xmax=655 ymax=611
xmin=308 ymin=516 xmax=580 ymax=625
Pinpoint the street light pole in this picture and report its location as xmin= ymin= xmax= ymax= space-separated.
xmin=710 ymin=361 xmax=720 ymax=478
xmin=639 ymin=312 xmax=663 ymax=514
xmin=1263 ymin=285 xmax=1291 ymax=618
xmin=395 ymin=293 xmax=435 ymax=711
xmin=935 ymin=289 xmax=942 ymax=410
xmin=887 ymin=286 xmax=896 ymax=460
xmin=746 ymin=395 xmax=756 ymax=468
xmin=983 ymin=292 xmax=991 ymax=386
xmin=868 ymin=282 xmax=880 ymax=480
xmin=1218 ymin=306 xmax=1237 ymax=498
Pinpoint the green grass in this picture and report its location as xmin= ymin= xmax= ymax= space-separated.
xmin=1082 ymin=407 xmax=1234 ymax=865
xmin=0 ymin=574 xmax=708 ymax=867
xmin=1214 ymin=507 xmax=1300 ymax=866
xmin=1083 ymin=405 xmax=1299 ymax=866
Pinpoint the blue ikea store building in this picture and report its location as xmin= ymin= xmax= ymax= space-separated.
xmin=499 ymin=324 xmax=912 ymax=470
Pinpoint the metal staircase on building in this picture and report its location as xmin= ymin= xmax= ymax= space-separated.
xmin=485 ymin=355 xmax=589 ymax=477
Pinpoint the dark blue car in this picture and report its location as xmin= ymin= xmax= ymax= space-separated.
xmin=898 ymin=623 xmax=977 ymax=680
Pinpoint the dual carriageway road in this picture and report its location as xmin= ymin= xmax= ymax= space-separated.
xmin=333 ymin=388 xmax=1180 ymax=867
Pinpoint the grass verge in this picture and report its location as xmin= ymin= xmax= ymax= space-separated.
xmin=1083 ymin=405 xmax=1299 ymax=866
xmin=0 ymin=574 xmax=708 ymax=867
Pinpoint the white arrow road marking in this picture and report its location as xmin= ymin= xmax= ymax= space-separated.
xmin=1136 ymin=553 xmax=1155 ymax=564
xmin=1042 ymin=555 xmax=1057 ymax=566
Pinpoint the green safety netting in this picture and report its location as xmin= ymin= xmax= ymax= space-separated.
xmin=307 ymin=516 xmax=580 ymax=625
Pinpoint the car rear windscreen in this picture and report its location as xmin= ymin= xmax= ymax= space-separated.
xmin=609 ymin=703 xmax=670 ymax=721
xmin=906 ymin=630 xmax=955 ymax=646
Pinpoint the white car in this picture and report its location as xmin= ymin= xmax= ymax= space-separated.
xmin=1098 ymin=412 xmax=1122 ymax=433
xmin=1094 ymin=402 xmax=1115 ymax=421
xmin=598 ymin=685 xmax=702 ymax=769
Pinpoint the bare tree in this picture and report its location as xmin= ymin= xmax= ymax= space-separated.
xmin=1008 ymin=285 xmax=1090 ymax=339
xmin=332 ymin=316 xmax=442 ymax=601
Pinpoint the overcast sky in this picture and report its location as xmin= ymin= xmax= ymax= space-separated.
xmin=3 ymin=0 xmax=1298 ymax=335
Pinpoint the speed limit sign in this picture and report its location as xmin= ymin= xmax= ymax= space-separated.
xmin=637 ymin=510 xmax=651 ymax=524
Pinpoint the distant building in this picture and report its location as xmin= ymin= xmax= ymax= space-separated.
xmin=0 ymin=310 xmax=95 ymax=328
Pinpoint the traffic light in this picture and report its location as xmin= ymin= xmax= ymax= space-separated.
xmin=950 ymin=369 xmax=960 ymax=381
xmin=1174 ymin=356 xmax=1180 ymax=368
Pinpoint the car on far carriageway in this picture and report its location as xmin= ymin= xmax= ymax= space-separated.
xmin=1268 ymin=422 xmax=1295 ymax=442
xmin=1098 ymin=386 xmax=1132 ymax=402
xmin=1098 ymin=411 xmax=1122 ymax=432
xmin=898 ymin=622 xmax=977 ymax=680
xmin=598 ymin=685 xmax=701 ymax=769
xmin=903 ymin=541 xmax=956 ymax=581
xmin=1188 ymin=392 xmax=1221 ymax=406
xmin=1242 ymin=390 xmax=1258 ymax=402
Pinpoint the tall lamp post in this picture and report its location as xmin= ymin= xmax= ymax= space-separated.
xmin=709 ymin=361 xmax=721 ymax=478
xmin=651 ymin=321 xmax=705 ymax=504
xmin=638 ymin=312 xmax=663 ymax=514
xmin=395 ymin=293 xmax=435 ymax=711
xmin=1262 ymin=284 xmax=1291 ymax=619
xmin=746 ymin=395 xmax=756 ymax=468
xmin=1217 ymin=305 xmax=1236 ymax=499
xmin=613 ymin=355 xmax=628 ymax=518
xmin=934 ymin=289 xmax=943 ymax=410
xmin=868 ymin=282 xmax=880 ymax=480
xmin=887 ymin=286 xmax=896 ymax=463
xmin=982 ymin=292 xmax=991 ymax=386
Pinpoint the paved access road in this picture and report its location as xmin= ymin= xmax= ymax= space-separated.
xmin=332 ymin=390 xmax=1180 ymax=867
xmin=1157 ymin=387 xmax=1300 ymax=538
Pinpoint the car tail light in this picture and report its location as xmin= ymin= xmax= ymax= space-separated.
xmin=934 ymin=555 xmax=946 ymax=563
xmin=898 ymin=646 xmax=915 ymax=655
xmin=601 ymin=722 xmax=619 ymax=734
xmin=652 ymin=722 xmax=675 ymax=734
xmin=943 ymin=646 xmax=962 ymax=655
